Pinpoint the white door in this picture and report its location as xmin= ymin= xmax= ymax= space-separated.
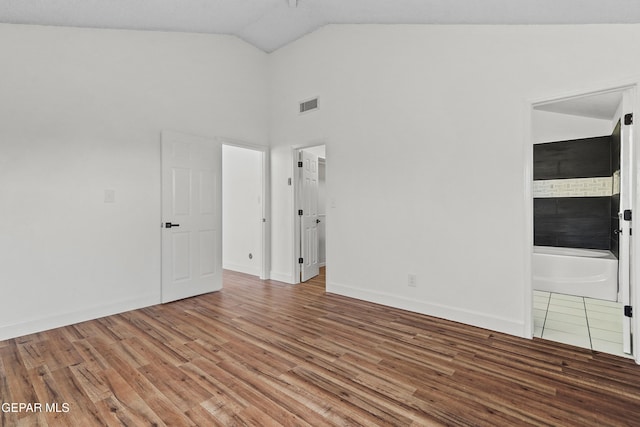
xmin=619 ymin=95 xmax=634 ymax=354
xmin=161 ymin=131 xmax=222 ymax=303
xmin=300 ymin=150 xmax=319 ymax=282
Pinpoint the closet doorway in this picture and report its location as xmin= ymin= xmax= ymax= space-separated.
xmin=222 ymin=142 xmax=270 ymax=280
xmin=295 ymin=144 xmax=326 ymax=283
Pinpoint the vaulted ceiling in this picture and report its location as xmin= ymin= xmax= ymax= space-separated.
xmin=1 ymin=0 xmax=640 ymax=52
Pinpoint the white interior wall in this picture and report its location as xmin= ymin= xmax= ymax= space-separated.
xmin=532 ymin=110 xmax=614 ymax=144
xmin=222 ymin=145 xmax=263 ymax=276
xmin=4 ymin=21 xmax=640 ymax=344
xmin=268 ymin=146 xmax=296 ymax=283
xmin=268 ymin=24 xmax=640 ymax=337
xmin=304 ymin=145 xmax=326 ymax=158
xmin=0 ymin=24 xmax=268 ymax=340
xmin=613 ymin=99 xmax=625 ymax=129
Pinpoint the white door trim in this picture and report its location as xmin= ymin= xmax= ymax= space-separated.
xmin=219 ymin=138 xmax=271 ymax=280
xmin=525 ymin=80 xmax=640 ymax=364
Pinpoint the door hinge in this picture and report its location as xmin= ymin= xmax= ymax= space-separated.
xmin=298 ymin=161 xmax=303 ymax=167
xmin=298 ymin=257 xmax=304 ymax=264
xmin=624 ymin=305 xmax=633 ymax=318
xmin=298 ymin=209 xmax=303 ymax=216
xmin=624 ymin=113 xmax=633 ymax=126
xmin=624 ymin=209 xmax=632 ymax=221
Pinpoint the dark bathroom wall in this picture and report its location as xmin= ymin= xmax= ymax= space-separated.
xmin=610 ymin=120 xmax=621 ymax=259
xmin=534 ymin=136 xmax=612 ymax=180
xmin=533 ymin=134 xmax=613 ymax=250
xmin=611 ymin=193 xmax=620 ymax=258
xmin=534 ymin=197 xmax=611 ymax=249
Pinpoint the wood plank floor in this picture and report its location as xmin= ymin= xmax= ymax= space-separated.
xmin=1 ymin=268 xmax=640 ymax=426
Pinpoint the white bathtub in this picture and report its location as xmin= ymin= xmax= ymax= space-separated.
xmin=532 ymin=246 xmax=618 ymax=301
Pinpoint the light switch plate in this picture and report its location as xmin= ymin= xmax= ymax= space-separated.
xmin=104 ymin=189 xmax=115 ymax=203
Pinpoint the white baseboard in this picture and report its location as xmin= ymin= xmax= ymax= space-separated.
xmin=223 ymin=262 xmax=260 ymax=277
xmin=269 ymin=271 xmax=296 ymax=284
xmin=0 ymin=294 xmax=159 ymax=341
xmin=326 ymin=281 xmax=526 ymax=338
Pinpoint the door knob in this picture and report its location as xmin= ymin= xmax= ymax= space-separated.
xmin=165 ymin=222 xmax=180 ymax=228
xmin=316 ymin=219 xmax=321 ymax=224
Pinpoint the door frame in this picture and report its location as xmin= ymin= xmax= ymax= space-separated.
xmin=318 ymin=157 xmax=327 ymax=268
xmin=291 ymin=141 xmax=326 ymax=284
xmin=220 ymin=137 xmax=271 ymax=280
xmin=524 ymin=80 xmax=640 ymax=363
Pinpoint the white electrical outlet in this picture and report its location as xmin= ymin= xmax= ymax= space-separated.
xmin=408 ymin=274 xmax=417 ymax=287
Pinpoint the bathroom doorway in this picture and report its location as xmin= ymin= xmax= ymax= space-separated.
xmin=529 ymin=86 xmax=636 ymax=358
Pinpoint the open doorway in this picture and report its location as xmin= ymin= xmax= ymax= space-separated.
xmin=222 ymin=143 xmax=270 ymax=280
xmin=529 ymin=86 xmax=636 ymax=359
xmin=294 ymin=144 xmax=326 ymax=284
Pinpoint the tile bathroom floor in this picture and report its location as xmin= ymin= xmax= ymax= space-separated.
xmin=533 ymin=290 xmax=630 ymax=358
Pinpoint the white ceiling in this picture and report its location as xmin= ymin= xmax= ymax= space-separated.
xmin=535 ymin=91 xmax=625 ymax=121
xmin=1 ymin=0 xmax=640 ymax=52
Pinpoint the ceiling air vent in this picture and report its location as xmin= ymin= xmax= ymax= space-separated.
xmin=299 ymin=97 xmax=319 ymax=114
